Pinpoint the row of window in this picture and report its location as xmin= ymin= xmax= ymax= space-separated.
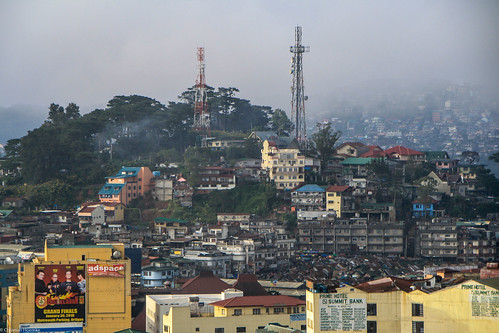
xmin=365 ymin=303 xmax=423 ymax=317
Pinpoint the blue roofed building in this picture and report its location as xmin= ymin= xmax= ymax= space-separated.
xmin=98 ymin=167 xmax=154 ymax=206
xmin=291 ymin=184 xmax=326 ymax=211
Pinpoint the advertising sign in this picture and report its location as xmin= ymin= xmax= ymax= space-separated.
xmin=34 ymin=264 xmax=86 ymax=323
xmin=19 ymin=322 xmax=83 ymax=333
xmin=87 ymin=263 xmax=125 ymax=277
xmin=462 ymin=283 xmax=499 ymax=317
xmin=319 ymin=293 xmax=366 ymax=331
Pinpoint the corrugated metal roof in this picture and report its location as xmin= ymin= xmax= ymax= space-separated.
xmin=295 ymin=184 xmax=325 ymax=192
xmin=98 ymin=183 xmax=124 ymax=195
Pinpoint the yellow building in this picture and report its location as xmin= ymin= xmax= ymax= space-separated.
xmin=261 ymin=139 xmax=305 ymax=190
xmin=163 ymin=295 xmax=306 ymax=333
xmin=325 ymin=186 xmax=354 ymax=217
xmin=305 ymin=277 xmax=499 ymax=333
xmin=7 ymin=243 xmax=131 ymax=333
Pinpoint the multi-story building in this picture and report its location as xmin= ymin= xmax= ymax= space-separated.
xmin=297 ymin=218 xmax=404 ymax=255
xmin=98 ymin=166 xmax=154 ymax=206
xmin=416 ymin=218 xmax=458 ymax=259
xmin=261 ymin=138 xmax=305 ymax=190
xmin=457 ymin=223 xmax=496 ymax=262
xmin=305 ymin=277 xmax=499 ymax=333
xmin=291 ymin=184 xmax=326 ymax=211
xmin=325 ymin=186 xmax=355 ymax=217
xmin=7 ymin=243 xmax=131 ymax=333
xmin=141 ymin=260 xmax=179 ymax=288
xmin=154 ymin=217 xmax=190 ymax=240
xmin=197 ymin=167 xmax=236 ymax=192
xmin=79 ymin=201 xmax=125 ymax=224
xmin=163 ymin=295 xmax=306 ymax=333
xmin=146 ymin=288 xmax=242 ymax=333
xmin=153 ymin=178 xmax=174 ymax=201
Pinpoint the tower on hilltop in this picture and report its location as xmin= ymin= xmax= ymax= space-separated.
xmin=290 ymin=26 xmax=309 ymax=147
xmin=193 ymin=47 xmax=210 ymax=131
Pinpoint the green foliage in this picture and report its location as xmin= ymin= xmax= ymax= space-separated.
xmin=269 ymin=109 xmax=294 ymax=136
xmin=311 ymin=122 xmax=341 ymax=170
xmin=168 ymin=184 xmax=277 ymax=223
xmin=475 ymin=167 xmax=499 ymax=196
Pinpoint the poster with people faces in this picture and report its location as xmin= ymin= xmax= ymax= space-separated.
xmin=34 ymin=264 xmax=86 ymax=323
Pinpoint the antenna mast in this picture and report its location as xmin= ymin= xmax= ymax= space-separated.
xmin=193 ymin=47 xmax=210 ymax=131
xmin=290 ymin=26 xmax=309 ymax=146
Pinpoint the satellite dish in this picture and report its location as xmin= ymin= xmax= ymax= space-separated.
xmin=112 ymin=250 xmax=122 ymax=259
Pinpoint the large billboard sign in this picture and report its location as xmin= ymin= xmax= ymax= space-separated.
xmin=87 ymin=263 xmax=125 ymax=277
xmin=34 ymin=264 xmax=86 ymax=323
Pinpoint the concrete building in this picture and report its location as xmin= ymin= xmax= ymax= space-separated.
xmin=325 ymin=186 xmax=355 ymax=217
xmin=261 ymin=139 xmax=305 ymax=190
xmin=291 ymin=185 xmax=326 ymax=212
xmin=163 ymin=295 xmax=306 ymax=333
xmin=153 ymin=178 xmax=174 ymax=201
xmin=297 ymin=218 xmax=404 ymax=255
xmin=305 ymin=277 xmax=499 ymax=332
xmin=141 ymin=260 xmax=179 ymax=288
xmin=98 ymin=166 xmax=154 ymax=206
xmin=7 ymin=243 xmax=131 ymax=333
xmin=197 ymin=167 xmax=236 ymax=192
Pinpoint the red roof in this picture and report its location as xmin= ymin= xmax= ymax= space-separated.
xmin=384 ymin=146 xmax=424 ymax=156
xmin=326 ymin=185 xmax=353 ymax=193
xmin=210 ymin=295 xmax=305 ymax=308
xmin=78 ymin=206 xmax=97 ymax=214
xmin=360 ymin=145 xmax=386 ymax=158
xmin=232 ymin=274 xmax=268 ymax=296
xmin=180 ymin=270 xmax=231 ymax=294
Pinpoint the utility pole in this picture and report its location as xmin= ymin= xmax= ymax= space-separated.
xmin=193 ymin=47 xmax=210 ymax=133
xmin=290 ymin=26 xmax=310 ymax=147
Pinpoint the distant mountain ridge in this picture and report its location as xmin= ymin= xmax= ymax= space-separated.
xmin=0 ymin=105 xmax=47 ymax=144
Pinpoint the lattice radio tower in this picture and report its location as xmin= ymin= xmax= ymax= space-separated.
xmin=290 ymin=26 xmax=309 ymax=146
xmin=193 ymin=47 xmax=210 ymax=131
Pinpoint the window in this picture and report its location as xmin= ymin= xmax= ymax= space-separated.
xmin=412 ymin=303 xmax=424 ymax=317
xmin=412 ymin=321 xmax=424 ymax=333
xmin=164 ymin=325 xmax=169 ymax=332
xmin=367 ymin=303 xmax=377 ymax=316
xmin=215 ymin=329 xmax=224 ymax=333
xmin=367 ymin=321 xmax=377 ymax=333
xmin=253 ymin=308 xmax=261 ymax=315
xmin=273 ymin=307 xmax=284 ymax=314
xmin=221 ymin=309 xmax=225 ymax=315
xmin=236 ymin=328 xmax=246 ymax=333
xmin=301 ymin=325 xmax=306 ymax=330
xmin=234 ymin=309 xmax=242 ymax=316
xmin=196 ymin=329 xmax=200 ymax=332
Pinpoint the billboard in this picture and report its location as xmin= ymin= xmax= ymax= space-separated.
xmin=34 ymin=264 xmax=86 ymax=323
xmin=87 ymin=263 xmax=125 ymax=277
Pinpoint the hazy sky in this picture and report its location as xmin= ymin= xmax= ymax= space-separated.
xmin=1 ymin=0 xmax=498 ymax=114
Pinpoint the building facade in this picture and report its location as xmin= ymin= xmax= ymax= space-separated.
xmin=7 ymin=243 xmax=131 ymax=333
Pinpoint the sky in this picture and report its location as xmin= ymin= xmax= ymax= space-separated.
xmin=1 ymin=0 xmax=498 ymax=115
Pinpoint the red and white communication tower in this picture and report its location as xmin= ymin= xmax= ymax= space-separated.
xmin=193 ymin=47 xmax=210 ymax=131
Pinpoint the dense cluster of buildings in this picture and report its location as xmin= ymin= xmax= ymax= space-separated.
xmin=1 ymin=121 xmax=499 ymax=331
